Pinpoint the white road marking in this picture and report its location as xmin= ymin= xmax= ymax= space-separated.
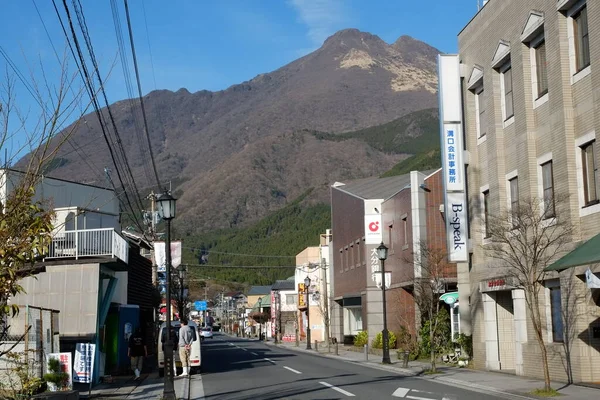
xmin=442 ymin=396 xmax=457 ymax=400
xmin=251 ymin=352 xmax=258 ymax=356
xmin=241 ymin=348 xmax=248 ymax=351
xmin=228 ymin=343 xmax=234 ymax=346
xmin=392 ymin=387 xmax=410 ymax=397
xmin=407 ymin=395 xmax=435 ymax=400
xmin=319 ymin=381 xmax=355 ymax=397
xmin=283 ymin=366 xmax=302 ymax=374
xmin=263 ymin=358 xmax=276 ymax=364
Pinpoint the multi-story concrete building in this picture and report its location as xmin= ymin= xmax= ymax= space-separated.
xmin=454 ymin=0 xmax=600 ymax=384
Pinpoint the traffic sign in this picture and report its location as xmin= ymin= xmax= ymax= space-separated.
xmin=194 ymin=300 xmax=207 ymax=311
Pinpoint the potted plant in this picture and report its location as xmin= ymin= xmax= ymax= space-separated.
xmin=43 ymin=358 xmax=69 ymax=392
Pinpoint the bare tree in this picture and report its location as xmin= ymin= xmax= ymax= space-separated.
xmin=0 ymin=54 xmax=88 ymax=355
xmin=485 ymin=195 xmax=575 ymax=392
xmin=411 ymin=242 xmax=453 ymax=373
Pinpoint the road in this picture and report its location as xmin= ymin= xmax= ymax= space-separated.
xmin=195 ymin=333 xmax=508 ymax=400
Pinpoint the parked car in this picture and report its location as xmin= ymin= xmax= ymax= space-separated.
xmin=200 ymin=326 xmax=213 ymax=339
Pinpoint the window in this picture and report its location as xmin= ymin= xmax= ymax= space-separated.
xmin=402 ymin=216 xmax=408 ymax=247
xmin=509 ymin=177 xmax=519 ymax=226
xmin=550 ymin=287 xmax=564 ymax=342
xmin=574 ymin=5 xmax=590 ymax=72
xmin=582 ymin=141 xmax=598 ymax=205
xmin=286 ymin=294 xmax=297 ymax=306
xmin=542 ymin=161 xmax=555 ymax=218
xmin=534 ymin=40 xmax=548 ymax=97
xmin=483 ymin=190 xmax=490 ymax=238
xmin=502 ymin=64 xmax=514 ymax=120
xmin=356 ymin=240 xmax=362 ymax=267
xmin=476 ymin=87 xmax=487 ymax=138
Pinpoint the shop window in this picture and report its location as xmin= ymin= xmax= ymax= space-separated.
xmin=581 ymin=141 xmax=598 ymax=206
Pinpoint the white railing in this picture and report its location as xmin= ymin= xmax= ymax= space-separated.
xmin=46 ymin=228 xmax=128 ymax=263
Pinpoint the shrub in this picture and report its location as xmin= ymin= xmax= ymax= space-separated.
xmin=371 ymin=331 xmax=397 ymax=349
xmin=454 ymin=333 xmax=473 ymax=358
xmin=353 ymin=331 xmax=368 ymax=347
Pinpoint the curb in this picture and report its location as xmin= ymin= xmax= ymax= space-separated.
xmin=426 ymin=375 xmax=537 ymax=400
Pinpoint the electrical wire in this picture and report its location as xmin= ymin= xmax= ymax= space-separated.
xmin=123 ymin=0 xmax=162 ymax=192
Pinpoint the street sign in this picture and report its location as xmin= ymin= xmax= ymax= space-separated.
xmin=194 ymin=300 xmax=207 ymax=311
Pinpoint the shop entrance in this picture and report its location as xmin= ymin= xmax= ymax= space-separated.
xmin=496 ymin=291 xmax=516 ymax=371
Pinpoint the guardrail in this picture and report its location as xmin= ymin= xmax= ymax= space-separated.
xmin=46 ymin=228 xmax=128 ymax=263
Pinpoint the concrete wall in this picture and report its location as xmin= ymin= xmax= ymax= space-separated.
xmin=12 ymin=264 xmax=100 ymax=337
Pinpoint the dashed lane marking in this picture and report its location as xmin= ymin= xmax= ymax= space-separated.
xmin=283 ymin=366 xmax=302 ymax=374
xmin=319 ymin=381 xmax=355 ymax=397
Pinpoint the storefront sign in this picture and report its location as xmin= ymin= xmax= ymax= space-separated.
xmin=297 ymin=283 xmax=306 ymax=308
xmin=47 ymin=353 xmax=72 ymax=389
xmin=73 ymin=343 xmax=96 ymax=384
xmin=364 ymin=214 xmax=382 ymax=244
xmin=480 ymin=277 xmax=514 ymax=292
xmin=446 ymin=192 xmax=468 ymax=262
xmin=439 ymin=54 xmax=469 ymax=263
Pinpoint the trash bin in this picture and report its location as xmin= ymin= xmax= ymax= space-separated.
xmin=402 ymin=351 xmax=410 ymax=368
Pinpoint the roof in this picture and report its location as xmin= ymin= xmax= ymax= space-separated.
xmin=272 ymin=280 xmax=295 ymax=291
xmin=545 ymin=233 xmax=600 ymax=271
xmin=247 ymin=286 xmax=272 ymax=295
xmin=251 ymin=294 xmax=271 ymax=311
xmin=332 ymin=174 xmax=412 ymax=201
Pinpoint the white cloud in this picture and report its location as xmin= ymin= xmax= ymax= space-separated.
xmin=289 ymin=0 xmax=348 ymax=46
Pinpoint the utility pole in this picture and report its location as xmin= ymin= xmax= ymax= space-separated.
xmin=145 ymin=191 xmax=158 ymax=287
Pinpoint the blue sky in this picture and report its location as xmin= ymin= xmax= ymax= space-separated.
xmin=0 ymin=0 xmax=482 ymax=158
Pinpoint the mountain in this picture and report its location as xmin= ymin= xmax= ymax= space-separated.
xmin=25 ymin=29 xmax=441 ymax=234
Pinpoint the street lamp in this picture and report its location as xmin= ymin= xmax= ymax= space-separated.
xmin=304 ymin=276 xmax=311 ymax=350
xmin=258 ymin=297 xmax=263 ymax=340
xmin=376 ymin=242 xmax=391 ymax=364
xmin=274 ymin=291 xmax=280 ymax=344
xmin=157 ymin=191 xmax=177 ymax=399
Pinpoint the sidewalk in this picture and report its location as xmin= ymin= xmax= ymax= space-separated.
xmin=265 ymin=339 xmax=600 ymax=400
xmin=78 ymin=372 xmax=189 ymax=400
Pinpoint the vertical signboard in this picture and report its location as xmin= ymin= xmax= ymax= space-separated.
xmin=154 ymin=241 xmax=182 ymax=272
xmin=438 ymin=54 xmax=468 ymax=262
xmin=47 ymin=352 xmax=72 ymax=390
xmin=364 ymin=214 xmax=382 ymax=244
xmin=73 ymin=343 xmax=96 ymax=384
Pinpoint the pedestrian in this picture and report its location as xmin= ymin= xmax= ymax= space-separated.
xmin=128 ymin=327 xmax=147 ymax=380
xmin=178 ymin=317 xmax=196 ymax=377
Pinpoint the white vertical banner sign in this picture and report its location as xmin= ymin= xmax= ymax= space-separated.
xmin=72 ymin=343 xmax=96 ymax=384
xmin=47 ymin=353 xmax=72 ymax=390
xmin=438 ymin=54 xmax=468 ymax=262
xmin=364 ymin=214 xmax=382 ymax=244
xmin=154 ymin=241 xmax=182 ymax=272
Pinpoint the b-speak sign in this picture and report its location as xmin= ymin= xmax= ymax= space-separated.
xmin=364 ymin=214 xmax=382 ymax=244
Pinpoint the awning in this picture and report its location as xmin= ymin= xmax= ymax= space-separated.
xmin=545 ymin=232 xmax=600 ymax=271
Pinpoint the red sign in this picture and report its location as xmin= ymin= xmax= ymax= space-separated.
xmin=368 ymin=221 xmax=380 ymax=232
xmin=488 ymin=279 xmax=506 ymax=288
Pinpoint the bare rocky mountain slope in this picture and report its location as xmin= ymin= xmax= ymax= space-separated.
xmin=29 ymin=29 xmax=441 ymax=233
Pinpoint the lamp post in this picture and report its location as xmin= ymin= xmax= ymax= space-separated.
xmin=258 ymin=297 xmax=263 ymax=340
xmin=376 ymin=242 xmax=391 ymax=364
xmin=274 ymin=291 xmax=281 ymax=344
xmin=179 ymin=267 xmax=185 ymax=318
xmin=304 ymin=276 xmax=311 ymax=350
xmin=157 ymin=191 xmax=177 ymax=399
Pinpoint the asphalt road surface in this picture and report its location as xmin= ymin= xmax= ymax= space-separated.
xmin=197 ymin=333 xmax=509 ymax=400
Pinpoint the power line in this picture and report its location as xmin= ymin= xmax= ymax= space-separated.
xmin=123 ymin=0 xmax=162 ymax=192
xmin=180 ymin=246 xmax=296 ymax=259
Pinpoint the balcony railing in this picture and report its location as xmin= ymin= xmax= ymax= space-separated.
xmin=46 ymin=228 xmax=128 ymax=264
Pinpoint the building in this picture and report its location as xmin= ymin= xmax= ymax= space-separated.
xmin=330 ymin=170 xmax=458 ymax=344
xmin=2 ymin=169 xmax=152 ymax=379
xmin=452 ymin=0 xmax=600 ymax=383
xmin=295 ymin=247 xmax=325 ymax=343
xmin=246 ymin=286 xmax=272 ymax=337
xmin=271 ymin=278 xmax=297 ymax=342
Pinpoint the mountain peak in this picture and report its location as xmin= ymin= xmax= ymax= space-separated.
xmin=392 ymin=35 xmax=441 ymax=61
xmin=321 ymin=28 xmax=385 ymax=50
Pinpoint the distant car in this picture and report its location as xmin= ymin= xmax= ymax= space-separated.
xmin=200 ymin=326 xmax=213 ymax=339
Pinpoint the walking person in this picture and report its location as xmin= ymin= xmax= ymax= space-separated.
xmin=128 ymin=327 xmax=147 ymax=380
xmin=178 ymin=317 xmax=196 ymax=377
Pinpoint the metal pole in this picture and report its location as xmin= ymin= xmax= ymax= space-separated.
xmin=274 ymin=292 xmax=279 ymax=344
xmin=306 ymin=285 xmax=312 ymax=350
xmin=381 ymin=258 xmax=391 ymax=364
xmin=163 ymin=219 xmax=176 ymax=399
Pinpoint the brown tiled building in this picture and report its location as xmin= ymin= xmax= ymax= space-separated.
xmin=330 ymin=169 xmax=457 ymax=343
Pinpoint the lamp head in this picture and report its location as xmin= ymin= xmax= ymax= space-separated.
xmin=376 ymin=242 xmax=388 ymax=261
xmin=157 ymin=191 xmax=177 ymax=220
xmin=304 ymin=276 xmax=311 ymax=287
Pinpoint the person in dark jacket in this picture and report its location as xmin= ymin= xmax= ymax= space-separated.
xmin=128 ymin=327 xmax=147 ymax=380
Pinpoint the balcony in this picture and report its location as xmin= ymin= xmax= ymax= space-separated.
xmin=46 ymin=228 xmax=128 ymax=264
